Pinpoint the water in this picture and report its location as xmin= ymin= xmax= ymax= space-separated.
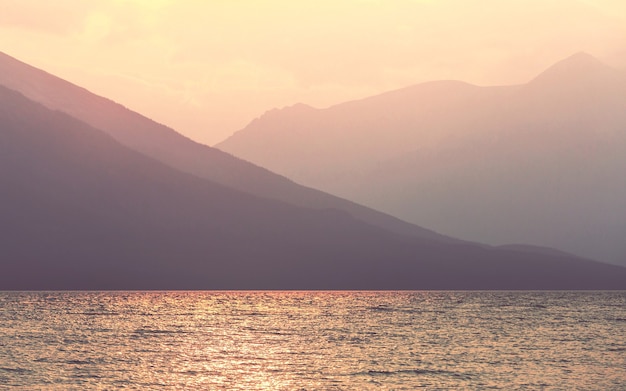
xmin=0 ymin=291 xmax=624 ymax=390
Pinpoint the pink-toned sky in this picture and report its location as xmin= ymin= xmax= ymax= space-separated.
xmin=1 ymin=0 xmax=625 ymax=145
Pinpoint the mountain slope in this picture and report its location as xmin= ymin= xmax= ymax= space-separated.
xmin=217 ymin=53 xmax=626 ymax=266
xmin=2 ymin=85 xmax=626 ymax=289
xmin=0 ymin=50 xmax=453 ymax=244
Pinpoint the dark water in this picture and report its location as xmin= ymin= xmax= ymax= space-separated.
xmin=0 ymin=291 xmax=624 ymax=390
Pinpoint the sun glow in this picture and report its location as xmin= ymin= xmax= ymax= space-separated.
xmin=0 ymin=1 xmax=624 ymax=145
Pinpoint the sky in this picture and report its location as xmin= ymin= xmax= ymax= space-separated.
xmin=1 ymin=0 xmax=625 ymax=145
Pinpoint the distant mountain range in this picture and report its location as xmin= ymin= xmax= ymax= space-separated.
xmin=217 ymin=53 xmax=626 ymax=267
xmin=1 ymin=51 xmax=625 ymax=289
xmin=0 ymin=51 xmax=452 ymax=244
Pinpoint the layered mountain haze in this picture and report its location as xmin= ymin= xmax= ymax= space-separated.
xmin=217 ymin=53 xmax=626 ymax=266
xmin=5 ymin=85 xmax=626 ymax=289
xmin=0 ymin=50 xmax=452 ymax=244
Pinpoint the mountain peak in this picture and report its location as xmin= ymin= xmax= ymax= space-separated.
xmin=528 ymin=52 xmax=619 ymax=87
xmin=289 ymin=102 xmax=315 ymax=110
xmin=257 ymin=103 xmax=317 ymax=123
xmin=561 ymin=51 xmax=603 ymax=65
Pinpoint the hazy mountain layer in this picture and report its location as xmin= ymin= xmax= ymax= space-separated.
xmin=217 ymin=53 xmax=626 ymax=266
xmin=0 ymin=51 xmax=453 ymax=244
xmin=2 ymin=85 xmax=626 ymax=289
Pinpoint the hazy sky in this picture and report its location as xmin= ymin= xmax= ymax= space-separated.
xmin=1 ymin=0 xmax=625 ymax=145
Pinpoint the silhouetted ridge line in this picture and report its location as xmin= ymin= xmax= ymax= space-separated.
xmin=2 ymin=84 xmax=626 ymax=289
xmin=217 ymin=53 xmax=626 ymax=266
xmin=0 ymin=50 xmax=458 ymax=244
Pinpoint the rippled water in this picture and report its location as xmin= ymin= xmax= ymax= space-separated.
xmin=0 ymin=291 xmax=625 ymax=390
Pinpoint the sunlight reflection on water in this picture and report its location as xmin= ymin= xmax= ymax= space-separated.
xmin=0 ymin=291 xmax=625 ymax=390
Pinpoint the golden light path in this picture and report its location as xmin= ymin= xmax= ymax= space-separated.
xmin=3 ymin=291 xmax=624 ymax=389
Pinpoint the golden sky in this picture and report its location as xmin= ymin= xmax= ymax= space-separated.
xmin=1 ymin=0 xmax=625 ymax=145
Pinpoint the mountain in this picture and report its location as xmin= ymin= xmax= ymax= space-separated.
xmin=0 ymin=50 xmax=453 ymax=244
xmin=217 ymin=53 xmax=626 ymax=266
xmin=2 ymin=85 xmax=626 ymax=290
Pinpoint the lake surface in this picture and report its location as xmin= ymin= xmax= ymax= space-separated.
xmin=0 ymin=291 xmax=624 ymax=390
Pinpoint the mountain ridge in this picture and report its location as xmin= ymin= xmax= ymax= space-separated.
xmin=217 ymin=53 xmax=626 ymax=266
xmin=527 ymin=51 xmax=624 ymax=86
xmin=0 ymin=50 xmax=457 ymax=244
xmin=4 ymin=84 xmax=625 ymax=289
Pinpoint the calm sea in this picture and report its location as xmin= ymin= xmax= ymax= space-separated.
xmin=0 ymin=291 xmax=624 ymax=390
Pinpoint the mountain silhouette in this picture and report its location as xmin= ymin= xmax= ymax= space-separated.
xmin=0 ymin=50 xmax=453 ymax=244
xmin=217 ymin=53 xmax=626 ymax=266
xmin=2 ymin=85 xmax=626 ymax=289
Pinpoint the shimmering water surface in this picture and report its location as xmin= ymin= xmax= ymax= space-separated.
xmin=0 ymin=291 xmax=624 ymax=390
